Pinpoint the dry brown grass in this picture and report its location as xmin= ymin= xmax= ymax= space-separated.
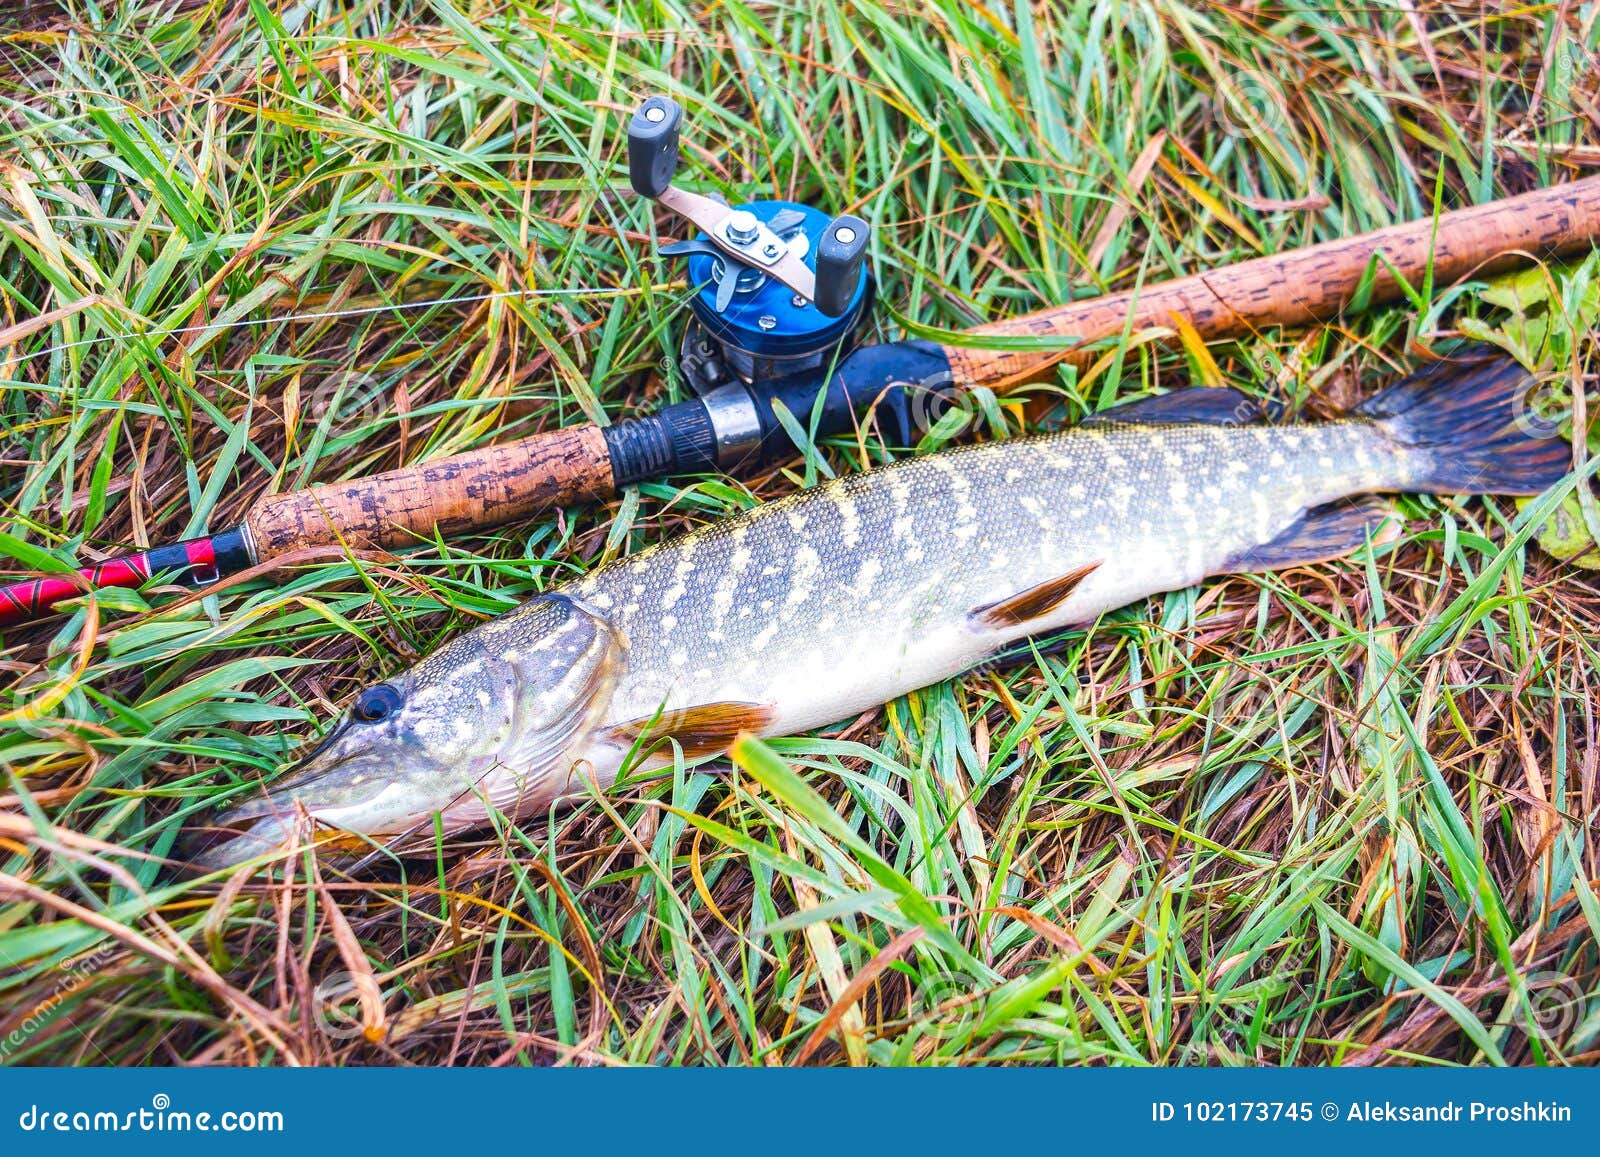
xmin=0 ymin=0 xmax=1596 ymax=1066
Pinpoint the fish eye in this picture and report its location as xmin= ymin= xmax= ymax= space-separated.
xmin=351 ymin=683 xmax=403 ymax=724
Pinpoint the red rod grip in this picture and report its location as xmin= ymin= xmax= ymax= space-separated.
xmin=0 ymin=531 xmax=251 ymax=629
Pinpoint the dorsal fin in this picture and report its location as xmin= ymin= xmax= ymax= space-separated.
xmin=967 ymin=561 xmax=1101 ymax=630
xmin=1083 ymin=387 xmax=1270 ymax=427
xmin=602 ymin=701 xmax=776 ymax=759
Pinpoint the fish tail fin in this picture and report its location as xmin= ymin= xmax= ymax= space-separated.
xmin=1356 ymin=352 xmax=1571 ymax=496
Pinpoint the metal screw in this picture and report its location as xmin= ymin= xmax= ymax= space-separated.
xmin=833 ymin=225 xmax=858 ymax=245
xmin=645 ymin=105 xmax=665 ymax=123
xmin=725 ymin=210 xmax=760 ymax=245
xmin=757 ymin=315 xmax=778 ymax=331
xmin=791 ymin=294 xmax=808 ymax=308
xmin=762 ymin=243 xmax=781 ymax=258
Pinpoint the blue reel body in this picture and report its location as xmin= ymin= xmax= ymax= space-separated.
xmin=682 ymin=200 xmax=871 ymax=387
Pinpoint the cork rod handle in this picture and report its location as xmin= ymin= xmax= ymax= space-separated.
xmin=245 ymin=424 xmax=615 ymax=559
xmin=946 ymin=174 xmax=1600 ymax=386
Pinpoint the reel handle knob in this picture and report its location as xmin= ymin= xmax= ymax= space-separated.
xmin=628 ymin=95 xmax=683 ymax=198
xmin=814 ymin=214 xmax=869 ymax=317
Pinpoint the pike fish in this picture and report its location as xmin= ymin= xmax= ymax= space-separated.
xmin=191 ymin=355 xmax=1569 ymax=867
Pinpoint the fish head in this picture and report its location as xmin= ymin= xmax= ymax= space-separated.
xmin=187 ymin=594 xmax=625 ymax=869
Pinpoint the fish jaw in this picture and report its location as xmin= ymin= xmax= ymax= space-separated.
xmin=186 ymin=594 xmax=627 ymax=870
xmin=186 ymin=728 xmax=498 ymax=870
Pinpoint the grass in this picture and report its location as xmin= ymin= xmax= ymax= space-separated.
xmin=0 ymin=0 xmax=1597 ymax=1066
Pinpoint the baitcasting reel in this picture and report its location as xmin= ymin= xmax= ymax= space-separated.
xmin=628 ymin=94 xmax=874 ymax=395
xmin=601 ymin=95 xmax=947 ymax=488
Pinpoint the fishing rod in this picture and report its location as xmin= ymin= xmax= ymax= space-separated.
xmin=5 ymin=93 xmax=1600 ymax=628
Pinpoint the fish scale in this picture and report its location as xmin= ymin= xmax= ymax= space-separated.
xmin=193 ymin=357 xmax=1571 ymax=868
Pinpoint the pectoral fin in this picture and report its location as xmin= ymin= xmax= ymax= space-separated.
xmin=603 ymin=701 xmax=777 ymax=759
xmin=1225 ymin=495 xmax=1398 ymax=572
xmin=967 ymin=561 xmax=1101 ymax=630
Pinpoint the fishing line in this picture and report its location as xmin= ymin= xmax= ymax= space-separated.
xmin=3 ymin=283 xmax=654 ymax=367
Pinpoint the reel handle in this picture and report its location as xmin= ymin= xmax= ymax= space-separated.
xmin=815 ymin=214 xmax=869 ymax=317
xmin=628 ymin=95 xmax=682 ymax=198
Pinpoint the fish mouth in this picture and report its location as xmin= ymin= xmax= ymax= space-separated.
xmin=178 ymin=811 xmax=293 ymax=872
xmin=178 ymin=811 xmax=383 ymax=873
xmin=178 ymin=736 xmax=392 ymax=872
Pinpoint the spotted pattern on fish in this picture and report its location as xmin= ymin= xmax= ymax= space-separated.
xmin=195 ymin=357 xmax=1572 ymax=870
xmin=568 ymin=417 xmax=1404 ymax=740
